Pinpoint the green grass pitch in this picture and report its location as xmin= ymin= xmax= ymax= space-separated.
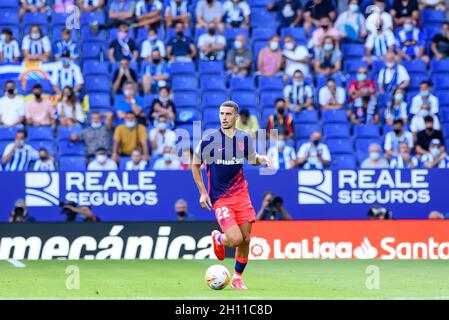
xmin=1 ymin=259 xmax=448 ymax=299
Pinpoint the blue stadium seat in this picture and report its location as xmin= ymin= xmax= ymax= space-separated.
xmin=430 ymin=60 xmax=449 ymax=74
xmin=143 ymin=94 xmax=157 ymax=110
xmin=252 ymin=28 xmax=277 ymax=42
xmin=280 ymin=28 xmax=306 ymax=41
xmin=341 ymin=44 xmax=365 ymax=59
xmin=377 ymin=93 xmax=392 ymax=108
xmin=439 ymin=109 xmax=449 ymax=123
xmin=326 ymin=138 xmax=353 ymax=155
xmin=344 ymin=60 xmax=368 ymax=74
xmin=22 ymin=25 xmax=49 ymax=36
xmin=59 ymin=156 xmax=86 ymax=171
xmin=250 ymin=9 xmax=277 ymax=28
xmin=261 ymin=107 xmax=274 ymax=125
xmin=172 ymin=75 xmax=198 ymax=91
xmin=51 ymin=25 xmax=79 ymax=42
xmin=437 ymin=92 xmax=449 ymax=107
xmin=50 ymin=13 xmax=70 ymax=26
xmin=432 ymin=75 xmax=449 ymax=90
xmin=259 ymin=77 xmax=284 ymax=91
xmin=0 ymin=127 xmax=18 ymax=141
xmin=89 ymin=93 xmax=111 ymax=110
xmin=83 ymin=60 xmax=109 ymax=76
xmin=332 ymin=154 xmax=357 ymax=169
xmin=402 ymin=60 xmax=427 ymax=74
xmin=259 ymin=91 xmax=283 ymax=108
xmin=200 ymin=75 xmax=226 ymax=90
xmin=0 ymin=140 xmax=11 ymax=154
xmin=295 ymin=123 xmax=321 ymax=139
xmin=119 ymin=156 xmax=131 ymax=170
xmin=175 ymin=124 xmax=195 ymax=142
xmin=173 ymin=91 xmax=198 ymax=107
xmin=443 ymin=123 xmax=449 ymax=137
xmin=323 ymin=123 xmax=350 ymax=138
xmin=322 ymin=109 xmax=348 ymax=124
xmin=0 ymin=10 xmax=20 ymax=25
xmin=0 ymin=0 xmax=19 ymax=8
xmin=29 ymin=140 xmax=55 ymax=153
xmin=198 ymin=61 xmax=224 ymax=75
xmin=372 ymin=60 xmax=385 ymax=75
xmin=249 ymin=0 xmax=272 ymax=6
xmin=23 ymin=12 xmax=48 ymax=27
xmin=84 ymin=75 xmax=111 ymax=93
xmin=80 ymin=11 xmax=105 ymax=26
xmin=202 ymin=91 xmax=228 ymax=108
xmin=81 ymin=42 xmax=106 ymax=60
xmin=28 ymin=127 xmax=53 ymax=141
xmin=81 ymin=26 xmax=107 ymax=43
xmin=224 ymin=28 xmax=249 ymax=42
xmin=230 ymin=91 xmax=257 ymax=107
xmin=57 ymin=127 xmax=83 ymax=142
xmin=176 ymin=107 xmax=201 ymax=123
xmin=293 ymin=110 xmax=319 ymax=124
xmin=353 ymin=125 xmax=380 ymax=139
xmin=230 ymin=77 xmax=256 ymax=91
xmin=421 ymin=9 xmax=446 ymax=24
xmin=58 ymin=141 xmax=86 ymax=156
xmin=170 ymin=61 xmax=195 ymax=75
xmin=409 ymin=74 xmax=430 ymax=91
xmin=203 ymin=108 xmax=220 ymax=124
xmin=424 ymin=26 xmax=441 ymax=40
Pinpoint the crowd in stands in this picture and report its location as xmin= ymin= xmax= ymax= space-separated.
xmin=0 ymin=0 xmax=449 ymax=171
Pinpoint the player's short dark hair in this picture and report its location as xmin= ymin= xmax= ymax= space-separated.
xmin=424 ymin=115 xmax=434 ymax=123
xmin=420 ymin=80 xmax=432 ymax=87
xmin=220 ymin=100 xmax=239 ymax=113
xmin=239 ymin=109 xmax=250 ymax=117
xmin=1 ymin=28 xmax=12 ymax=37
xmin=16 ymin=130 xmax=27 ymax=138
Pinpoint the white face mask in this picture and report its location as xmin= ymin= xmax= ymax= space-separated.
xmin=284 ymin=42 xmax=294 ymax=50
xmin=124 ymin=89 xmax=133 ymax=97
xmin=96 ymin=154 xmax=107 ymax=164
xmin=270 ymin=41 xmax=279 ymax=51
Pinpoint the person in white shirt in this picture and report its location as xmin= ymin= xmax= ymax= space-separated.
xmin=51 ymin=52 xmax=84 ymax=95
xmin=0 ymin=81 xmax=25 ymax=128
xmin=297 ymin=131 xmax=331 ymax=169
xmin=0 ymin=28 xmax=20 ymax=63
xmin=33 ymin=148 xmax=56 ymax=171
xmin=366 ymin=0 xmax=393 ymax=34
xmin=384 ymin=87 xmax=408 ymax=125
xmin=384 ymin=119 xmax=414 ymax=159
xmin=389 ymin=142 xmax=418 ymax=169
xmin=134 ymin=0 xmax=163 ymax=28
xmin=377 ymin=52 xmax=410 ymax=94
xmin=140 ymin=28 xmax=166 ymax=61
xmin=153 ymin=146 xmax=181 ymax=170
xmin=56 ymin=86 xmax=85 ymax=127
xmin=125 ymin=148 xmax=148 ymax=170
xmin=420 ymin=139 xmax=449 ymax=168
xmin=410 ymin=107 xmax=441 ymax=133
xmin=267 ymin=133 xmax=296 ymax=170
xmin=22 ymin=25 xmax=51 ymax=62
xmin=2 ymin=130 xmax=39 ymax=171
xmin=149 ymin=114 xmax=177 ymax=156
xmin=197 ymin=22 xmax=226 ymax=61
xmin=318 ymin=78 xmax=346 ymax=110
xmin=365 ymin=20 xmax=395 ymax=65
xmin=335 ymin=0 xmax=367 ymax=42
xmin=361 ymin=143 xmax=389 ymax=169
xmin=222 ymin=0 xmax=250 ymax=29
xmin=282 ymin=35 xmax=310 ymax=79
xmin=284 ymin=69 xmax=314 ymax=113
xmin=87 ymin=148 xmax=118 ymax=171
xmin=410 ymin=81 xmax=439 ymax=115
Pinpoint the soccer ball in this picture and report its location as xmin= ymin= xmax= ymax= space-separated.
xmin=204 ymin=265 xmax=230 ymax=290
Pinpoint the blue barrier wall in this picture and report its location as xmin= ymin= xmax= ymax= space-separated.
xmin=0 ymin=169 xmax=444 ymax=222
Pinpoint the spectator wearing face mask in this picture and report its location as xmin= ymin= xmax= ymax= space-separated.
xmin=226 ymin=34 xmax=252 ymax=77
xmin=266 ymin=98 xmax=294 ymax=140
xmin=266 ymin=0 xmax=302 ymax=30
xmin=366 ymin=0 xmax=393 ymax=34
xmin=142 ymin=50 xmax=169 ymax=94
xmin=2 ymin=130 xmax=38 ymax=171
xmin=390 ymin=0 xmax=419 ymax=27
xmin=88 ymin=148 xmax=118 ymax=171
xmin=284 ymin=70 xmax=314 ymax=113
xmin=431 ymin=22 xmax=449 ymax=60
xmin=350 ymin=95 xmax=380 ymax=125
xmin=364 ymin=18 xmax=395 ymax=65
xmin=54 ymin=28 xmax=79 ymax=61
xmin=318 ymin=78 xmax=346 ymax=110
xmin=267 ymin=133 xmax=297 ymax=169
xmin=377 ymin=52 xmax=410 ymax=94
xmin=303 ymin=0 xmax=336 ymax=36
xmin=395 ymin=17 xmax=428 ymax=64
xmin=410 ymin=106 xmax=441 ymax=134
xmin=115 ymin=81 xmax=145 ymax=124
xmin=257 ymin=35 xmax=283 ymax=77
xmin=348 ymin=66 xmax=376 ymax=103
xmin=51 ymin=52 xmax=84 ymax=95
xmin=167 ymin=21 xmax=197 ymax=62
xmin=165 ymin=0 xmax=190 ymax=29
xmin=223 ymin=0 xmax=250 ymax=29
xmin=125 ymin=148 xmax=149 ymax=170
xmin=22 ymin=25 xmax=51 ymax=62
xmin=112 ymin=112 xmax=150 ymax=162
xmin=420 ymin=139 xmax=449 ymax=168
xmin=390 ymin=142 xmax=418 ymax=168
xmin=153 ymin=146 xmax=181 ymax=169
xmin=361 ymin=143 xmax=389 ymax=169
xmin=0 ymin=28 xmax=21 ymax=63
xmin=415 ymin=117 xmax=445 ymax=155
xmin=108 ymin=23 xmax=139 ymax=63
xmin=195 ymin=0 xmax=223 ymax=31
xmin=150 ymin=114 xmax=177 ymax=156
xmin=297 ymin=130 xmax=331 ymax=169
xmin=140 ymin=29 xmax=166 ymax=61
xmin=174 ymin=199 xmax=195 ymax=221
xmin=384 ymin=119 xmax=414 ymax=159
xmin=282 ymin=35 xmax=310 ymax=79
xmin=236 ymin=109 xmax=259 ymax=139
xmin=112 ymin=58 xmax=138 ymax=94
xmin=33 ymin=148 xmax=56 ymax=171
xmin=197 ymin=22 xmax=226 ymax=61
xmin=335 ymin=0 xmax=367 ymax=42
xmin=149 ymin=86 xmax=176 ymax=125
xmin=70 ymin=112 xmax=114 ymax=158
xmin=57 ymin=86 xmax=85 ymax=127
xmin=25 ymin=84 xmax=55 ymax=128
xmin=410 ymin=81 xmax=439 ymax=116
xmin=313 ymin=36 xmax=342 ymax=79
xmin=310 ymin=17 xmax=340 ymax=50
xmin=0 ymin=81 xmax=25 ymax=128
xmin=384 ymin=87 xmax=408 ymax=125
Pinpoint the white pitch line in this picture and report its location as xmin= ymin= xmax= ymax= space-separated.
xmin=7 ymin=259 xmax=26 ymax=268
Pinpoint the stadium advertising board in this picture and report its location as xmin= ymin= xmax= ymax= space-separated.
xmin=0 ymin=169 xmax=446 ymax=221
xmin=1 ymin=221 xmax=449 ymax=260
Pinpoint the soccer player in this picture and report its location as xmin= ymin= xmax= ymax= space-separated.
xmin=191 ymin=100 xmax=271 ymax=290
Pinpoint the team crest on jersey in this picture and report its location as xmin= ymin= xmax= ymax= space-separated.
xmin=237 ymin=141 xmax=244 ymax=152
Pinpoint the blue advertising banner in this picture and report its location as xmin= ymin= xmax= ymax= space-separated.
xmin=0 ymin=169 xmax=445 ymax=222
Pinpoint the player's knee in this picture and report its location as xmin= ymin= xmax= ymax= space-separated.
xmin=228 ymin=234 xmax=244 ymax=247
xmin=243 ymin=235 xmax=251 ymax=245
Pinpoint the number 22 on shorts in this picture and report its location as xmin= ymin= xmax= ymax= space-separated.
xmin=215 ymin=207 xmax=230 ymax=220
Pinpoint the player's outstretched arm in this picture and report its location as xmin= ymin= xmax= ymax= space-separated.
xmin=191 ymin=158 xmax=213 ymax=210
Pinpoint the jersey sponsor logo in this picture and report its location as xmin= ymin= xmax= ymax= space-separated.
xmin=25 ymin=172 xmax=60 ymax=207
xmin=297 ymin=170 xmax=332 ymax=204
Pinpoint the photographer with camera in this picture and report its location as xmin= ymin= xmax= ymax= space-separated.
xmin=60 ymin=201 xmax=99 ymax=222
xmin=8 ymin=199 xmax=35 ymax=223
xmin=368 ymin=205 xmax=392 ymax=220
xmin=256 ymin=192 xmax=292 ymax=221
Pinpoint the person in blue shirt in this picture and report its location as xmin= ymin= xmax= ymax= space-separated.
xmin=142 ymin=49 xmax=170 ymax=94
xmin=167 ymin=21 xmax=197 ymax=61
xmin=114 ymin=81 xmax=146 ymax=124
xmin=112 ymin=58 xmax=138 ymax=94
xmin=54 ymin=28 xmax=79 ymax=61
xmin=395 ymin=17 xmax=428 ymax=64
